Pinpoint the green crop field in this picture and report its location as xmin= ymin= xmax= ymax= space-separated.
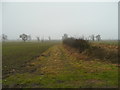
xmin=2 ymin=41 xmax=59 ymax=78
xmin=2 ymin=40 xmax=119 ymax=88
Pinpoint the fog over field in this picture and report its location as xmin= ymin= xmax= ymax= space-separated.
xmin=1 ymin=1 xmax=119 ymax=88
xmin=2 ymin=2 xmax=118 ymax=40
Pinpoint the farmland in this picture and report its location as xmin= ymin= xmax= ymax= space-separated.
xmin=2 ymin=40 xmax=119 ymax=88
xmin=2 ymin=41 xmax=59 ymax=78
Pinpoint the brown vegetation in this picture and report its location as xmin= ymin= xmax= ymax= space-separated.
xmin=63 ymin=38 xmax=118 ymax=64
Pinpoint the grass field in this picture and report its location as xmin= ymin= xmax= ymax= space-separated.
xmin=2 ymin=40 xmax=119 ymax=88
xmin=2 ymin=41 xmax=59 ymax=78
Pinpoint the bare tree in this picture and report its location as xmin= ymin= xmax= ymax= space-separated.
xmin=36 ymin=37 xmax=40 ymax=42
xmin=2 ymin=34 xmax=7 ymax=42
xmin=48 ymin=36 xmax=51 ymax=41
xmin=19 ymin=34 xmax=28 ymax=42
xmin=96 ymin=35 xmax=101 ymax=41
xmin=41 ymin=36 xmax=44 ymax=42
xmin=90 ymin=34 xmax=95 ymax=41
xmin=62 ymin=34 xmax=68 ymax=40
xmin=88 ymin=36 xmax=91 ymax=41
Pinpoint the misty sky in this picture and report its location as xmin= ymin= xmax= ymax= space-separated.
xmin=2 ymin=2 xmax=118 ymax=40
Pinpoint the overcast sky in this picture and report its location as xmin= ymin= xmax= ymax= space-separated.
xmin=2 ymin=2 xmax=118 ymax=40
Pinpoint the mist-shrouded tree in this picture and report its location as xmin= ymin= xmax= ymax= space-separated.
xmin=62 ymin=34 xmax=68 ymax=40
xmin=96 ymin=35 xmax=101 ymax=41
xmin=19 ymin=34 xmax=28 ymax=42
xmin=36 ymin=37 xmax=40 ymax=42
xmin=48 ymin=36 xmax=51 ymax=41
xmin=41 ymin=37 xmax=44 ymax=42
xmin=2 ymin=34 xmax=7 ymax=42
xmin=90 ymin=34 xmax=95 ymax=41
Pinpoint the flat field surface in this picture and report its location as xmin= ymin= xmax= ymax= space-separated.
xmin=2 ymin=41 xmax=58 ymax=78
xmin=2 ymin=41 xmax=119 ymax=88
